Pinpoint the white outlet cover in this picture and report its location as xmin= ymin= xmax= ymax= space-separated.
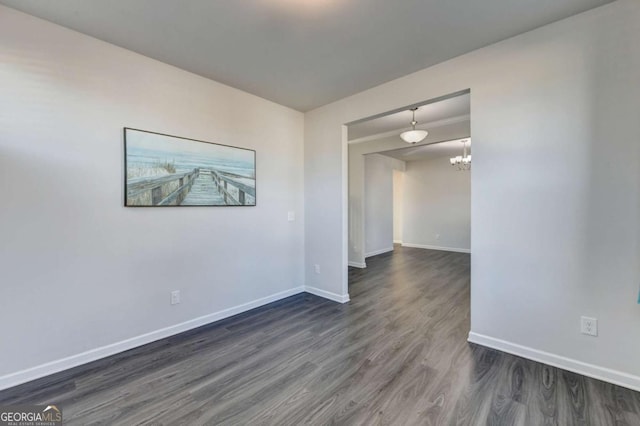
xmin=581 ymin=316 xmax=598 ymax=336
xmin=288 ymin=211 xmax=296 ymax=221
xmin=171 ymin=290 xmax=181 ymax=305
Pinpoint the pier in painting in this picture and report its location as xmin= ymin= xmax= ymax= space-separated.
xmin=126 ymin=168 xmax=255 ymax=206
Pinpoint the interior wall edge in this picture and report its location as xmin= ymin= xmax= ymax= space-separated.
xmin=304 ymin=286 xmax=350 ymax=304
xmin=364 ymin=247 xmax=394 ymax=258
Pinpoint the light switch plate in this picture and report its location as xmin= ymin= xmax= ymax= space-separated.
xmin=171 ymin=290 xmax=181 ymax=305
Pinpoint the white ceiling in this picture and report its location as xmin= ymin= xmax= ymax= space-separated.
xmin=348 ymin=93 xmax=470 ymax=141
xmin=380 ymin=138 xmax=471 ymax=162
xmin=0 ymin=0 xmax=613 ymax=111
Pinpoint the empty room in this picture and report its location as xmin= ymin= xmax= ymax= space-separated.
xmin=1 ymin=0 xmax=639 ymax=424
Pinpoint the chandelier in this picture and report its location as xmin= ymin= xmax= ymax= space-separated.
xmin=400 ymin=108 xmax=428 ymax=143
xmin=449 ymin=139 xmax=471 ymax=171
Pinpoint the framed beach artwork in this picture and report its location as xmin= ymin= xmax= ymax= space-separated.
xmin=124 ymin=128 xmax=256 ymax=207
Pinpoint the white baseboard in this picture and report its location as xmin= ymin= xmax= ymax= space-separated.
xmin=0 ymin=286 xmax=306 ymax=391
xmin=468 ymin=332 xmax=640 ymax=392
xmin=304 ymin=286 xmax=350 ymax=304
xmin=393 ymin=240 xmax=403 ymax=244
xmin=402 ymin=243 xmax=470 ymax=254
xmin=364 ymin=246 xmax=394 ymax=258
xmin=348 ymin=261 xmax=367 ymax=268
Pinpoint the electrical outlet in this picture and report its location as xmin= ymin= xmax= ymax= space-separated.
xmin=581 ymin=316 xmax=597 ymax=336
xmin=435 ymin=233 xmax=440 ymax=241
xmin=170 ymin=290 xmax=181 ymax=305
xmin=314 ymin=264 xmax=321 ymax=274
xmin=288 ymin=211 xmax=296 ymax=222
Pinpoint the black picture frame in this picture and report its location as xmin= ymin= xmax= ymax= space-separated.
xmin=124 ymin=127 xmax=257 ymax=207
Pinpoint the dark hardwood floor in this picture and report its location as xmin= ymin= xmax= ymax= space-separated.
xmin=1 ymin=246 xmax=639 ymax=425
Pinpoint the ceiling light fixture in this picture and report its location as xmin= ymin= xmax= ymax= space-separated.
xmin=449 ymin=139 xmax=471 ymax=171
xmin=400 ymin=108 xmax=428 ymax=144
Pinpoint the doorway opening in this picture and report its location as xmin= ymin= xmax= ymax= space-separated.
xmin=345 ymin=91 xmax=471 ymax=290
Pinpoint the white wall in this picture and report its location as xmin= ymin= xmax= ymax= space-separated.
xmin=364 ymin=154 xmax=394 ymax=257
xmin=393 ymin=169 xmax=403 ymax=243
xmin=305 ymin=0 xmax=640 ymax=390
xmin=402 ymin=157 xmax=470 ymax=252
xmin=0 ymin=6 xmax=305 ymax=388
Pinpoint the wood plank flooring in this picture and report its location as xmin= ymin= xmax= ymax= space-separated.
xmin=1 ymin=245 xmax=639 ymax=425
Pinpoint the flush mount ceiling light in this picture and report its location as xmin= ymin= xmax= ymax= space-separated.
xmin=449 ymin=138 xmax=471 ymax=171
xmin=400 ymin=108 xmax=428 ymax=144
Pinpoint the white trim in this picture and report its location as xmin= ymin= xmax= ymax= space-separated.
xmin=365 ymin=246 xmax=394 ymax=258
xmin=304 ymin=286 xmax=350 ymax=304
xmin=393 ymin=240 xmax=403 ymax=244
xmin=348 ymin=261 xmax=367 ymax=268
xmin=468 ymin=332 xmax=640 ymax=392
xmin=348 ymin=114 xmax=471 ymax=145
xmin=0 ymin=286 xmax=305 ymax=391
xmin=341 ymin=125 xmax=350 ymax=301
xmin=402 ymin=242 xmax=470 ymax=254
